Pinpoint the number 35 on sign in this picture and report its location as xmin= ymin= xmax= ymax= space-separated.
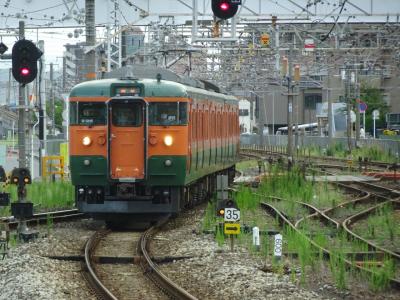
xmin=224 ymin=208 xmax=240 ymax=222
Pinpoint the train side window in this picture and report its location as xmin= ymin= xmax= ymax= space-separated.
xmin=70 ymin=102 xmax=106 ymax=126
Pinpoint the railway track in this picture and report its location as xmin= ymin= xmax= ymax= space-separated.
xmin=240 ymin=145 xmax=395 ymax=171
xmin=259 ymin=200 xmax=400 ymax=289
xmin=256 ymin=177 xmax=400 ymax=286
xmin=82 ymin=219 xmax=197 ymax=300
xmin=1 ymin=209 xmax=85 ymax=230
xmin=239 ymin=150 xmax=400 ymax=288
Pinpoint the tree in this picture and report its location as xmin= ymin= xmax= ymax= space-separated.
xmin=46 ymin=99 xmax=64 ymax=132
xmin=359 ymin=85 xmax=390 ymax=134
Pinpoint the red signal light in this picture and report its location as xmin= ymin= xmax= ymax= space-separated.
xmin=220 ymin=2 xmax=229 ymax=10
xmin=212 ymin=0 xmax=239 ymax=20
xmin=20 ymin=67 xmax=30 ymax=76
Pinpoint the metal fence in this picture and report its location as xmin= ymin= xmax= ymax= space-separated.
xmin=240 ymin=134 xmax=400 ymax=155
xmin=0 ymin=138 xmax=68 ymax=179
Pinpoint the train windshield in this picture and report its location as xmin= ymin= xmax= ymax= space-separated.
xmin=148 ymin=102 xmax=188 ymax=125
xmin=112 ymin=103 xmax=143 ymax=127
xmin=70 ymin=102 xmax=106 ymax=126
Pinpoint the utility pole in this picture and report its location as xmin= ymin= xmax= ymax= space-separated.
xmin=50 ymin=63 xmax=55 ymax=135
xmin=354 ymin=65 xmax=361 ymax=144
xmin=85 ymin=0 xmax=96 ymax=80
xmin=6 ymin=68 xmax=11 ymax=106
xmin=62 ymin=56 xmax=66 ymax=91
xmin=286 ymin=43 xmax=294 ymax=158
xmin=17 ymin=21 xmax=26 ymax=169
xmin=15 ymin=20 xmax=37 ymax=241
xmin=37 ymin=40 xmax=46 ymax=172
xmin=345 ymin=64 xmax=352 ymax=153
xmin=327 ymin=70 xmax=334 ymax=143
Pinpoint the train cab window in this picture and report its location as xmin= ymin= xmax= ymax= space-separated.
xmin=70 ymin=102 xmax=106 ymax=126
xmin=112 ymin=103 xmax=142 ymax=127
xmin=149 ymin=102 xmax=187 ymax=125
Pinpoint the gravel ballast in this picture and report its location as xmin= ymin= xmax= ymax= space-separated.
xmin=1 ymin=212 xmax=399 ymax=299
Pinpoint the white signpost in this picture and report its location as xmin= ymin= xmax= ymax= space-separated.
xmin=372 ymin=109 xmax=380 ymax=138
xmin=252 ymin=226 xmax=260 ymax=251
xmin=274 ymin=234 xmax=283 ymax=260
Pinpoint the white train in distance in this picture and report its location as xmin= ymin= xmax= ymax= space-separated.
xmin=239 ymin=99 xmax=257 ymax=134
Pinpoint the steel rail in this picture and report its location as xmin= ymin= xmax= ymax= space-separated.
xmin=240 ymin=146 xmax=393 ymax=170
xmin=2 ymin=209 xmax=85 ymax=229
xmin=342 ymin=199 xmax=400 ymax=262
xmin=260 ymin=201 xmax=400 ymax=289
xmin=139 ymin=223 xmax=198 ymax=300
xmin=254 ymin=193 xmax=339 ymax=229
xmin=83 ymin=229 xmax=118 ymax=300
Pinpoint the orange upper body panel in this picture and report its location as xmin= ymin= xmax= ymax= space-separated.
xmin=69 ymin=126 xmax=107 ymax=156
xmin=148 ymin=126 xmax=188 ymax=156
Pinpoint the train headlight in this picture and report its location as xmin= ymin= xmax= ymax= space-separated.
xmin=164 ymin=159 xmax=172 ymax=167
xmin=82 ymin=136 xmax=92 ymax=146
xmin=83 ymin=159 xmax=91 ymax=166
xmin=164 ymin=135 xmax=173 ymax=146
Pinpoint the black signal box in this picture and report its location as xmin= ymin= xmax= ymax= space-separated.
xmin=0 ymin=192 xmax=10 ymax=206
xmin=11 ymin=202 xmax=33 ymax=219
xmin=12 ymin=39 xmax=42 ymax=84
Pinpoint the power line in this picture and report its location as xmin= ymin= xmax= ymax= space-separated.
xmin=320 ymin=0 xmax=348 ymax=42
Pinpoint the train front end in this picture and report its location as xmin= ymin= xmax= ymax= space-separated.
xmin=69 ymin=79 xmax=188 ymax=222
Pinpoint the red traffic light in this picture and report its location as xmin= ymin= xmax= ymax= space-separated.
xmin=212 ymin=0 xmax=239 ymax=20
xmin=12 ymin=39 xmax=42 ymax=84
xmin=220 ymin=2 xmax=230 ymax=10
xmin=20 ymin=67 xmax=30 ymax=76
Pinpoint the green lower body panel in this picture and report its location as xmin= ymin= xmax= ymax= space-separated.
xmin=147 ymin=155 xmax=187 ymax=186
xmin=70 ymin=155 xmax=108 ymax=185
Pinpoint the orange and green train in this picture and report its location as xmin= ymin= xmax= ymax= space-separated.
xmin=69 ymin=77 xmax=239 ymax=222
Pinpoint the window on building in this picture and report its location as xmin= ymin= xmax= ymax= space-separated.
xmin=239 ymin=109 xmax=249 ymax=116
xmin=304 ymin=94 xmax=322 ymax=109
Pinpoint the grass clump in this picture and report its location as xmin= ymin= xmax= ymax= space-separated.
xmin=368 ymin=258 xmax=396 ymax=291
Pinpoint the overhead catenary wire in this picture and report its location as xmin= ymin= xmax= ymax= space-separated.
xmin=320 ymin=0 xmax=348 ymax=41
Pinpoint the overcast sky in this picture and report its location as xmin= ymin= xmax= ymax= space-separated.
xmin=1 ymin=0 xmax=400 ymax=69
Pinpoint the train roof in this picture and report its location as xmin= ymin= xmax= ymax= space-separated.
xmin=69 ymin=78 xmax=237 ymax=105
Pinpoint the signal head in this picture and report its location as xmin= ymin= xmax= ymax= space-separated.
xmin=12 ymin=39 xmax=42 ymax=84
xmin=220 ymin=2 xmax=229 ymax=10
xmin=212 ymin=0 xmax=239 ymax=20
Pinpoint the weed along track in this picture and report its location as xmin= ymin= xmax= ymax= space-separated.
xmin=233 ymin=153 xmax=400 ymax=294
xmin=253 ymin=169 xmax=400 ymax=290
xmin=259 ymin=199 xmax=400 ymax=289
xmin=240 ymin=145 xmax=396 ymax=172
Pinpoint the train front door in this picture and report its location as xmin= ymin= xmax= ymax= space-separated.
xmin=108 ymin=98 xmax=147 ymax=180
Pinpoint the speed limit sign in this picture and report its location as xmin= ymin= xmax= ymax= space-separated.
xmin=224 ymin=208 xmax=240 ymax=222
